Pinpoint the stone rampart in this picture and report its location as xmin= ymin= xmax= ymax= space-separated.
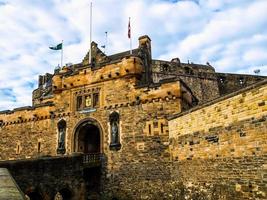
xmin=168 ymin=80 xmax=267 ymax=199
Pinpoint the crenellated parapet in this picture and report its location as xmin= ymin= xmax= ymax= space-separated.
xmin=1 ymin=34 xmax=267 ymax=200
xmin=52 ymin=56 xmax=144 ymax=94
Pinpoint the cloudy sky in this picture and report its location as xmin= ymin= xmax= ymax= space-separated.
xmin=0 ymin=0 xmax=266 ymax=110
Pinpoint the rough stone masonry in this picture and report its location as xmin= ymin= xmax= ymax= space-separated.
xmin=0 ymin=35 xmax=266 ymax=200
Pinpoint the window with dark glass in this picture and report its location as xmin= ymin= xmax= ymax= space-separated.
xmin=37 ymin=142 xmax=41 ymax=153
xmin=77 ymin=96 xmax=83 ymax=110
xmin=93 ymin=93 xmax=99 ymax=107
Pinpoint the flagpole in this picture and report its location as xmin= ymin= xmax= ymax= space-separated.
xmin=89 ymin=2 xmax=92 ymax=65
xmin=129 ymin=17 xmax=132 ymax=54
xmin=61 ymin=40 xmax=63 ymax=68
xmin=105 ymin=31 xmax=108 ymax=54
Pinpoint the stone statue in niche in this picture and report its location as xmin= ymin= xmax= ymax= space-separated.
xmin=58 ymin=127 xmax=65 ymax=149
xmin=111 ymin=121 xmax=119 ymax=144
xmin=109 ymin=112 xmax=121 ymax=150
xmin=57 ymin=120 xmax=66 ymax=154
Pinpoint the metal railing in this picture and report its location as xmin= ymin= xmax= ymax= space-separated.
xmin=83 ymin=153 xmax=102 ymax=166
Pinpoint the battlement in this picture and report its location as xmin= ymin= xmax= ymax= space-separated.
xmin=1 ymin=34 xmax=267 ymax=200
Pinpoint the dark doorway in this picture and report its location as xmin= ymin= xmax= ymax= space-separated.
xmin=76 ymin=121 xmax=101 ymax=153
xmin=26 ymin=191 xmax=43 ymax=200
xmin=59 ymin=188 xmax=72 ymax=200
xmin=84 ymin=167 xmax=101 ymax=200
xmin=74 ymin=120 xmax=102 ymax=199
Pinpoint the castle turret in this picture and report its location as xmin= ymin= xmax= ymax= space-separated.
xmin=138 ymin=35 xmax=153 ymax=86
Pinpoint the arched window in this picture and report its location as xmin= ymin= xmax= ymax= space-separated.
xmin=109 ymin=112 xmax=121 ymax=150
xmin=184 ymin=67 xmax=194 ymax=75
xmin=57 ymin=119 xmax=66 ymax=154
xmin=239 ymin=77 xmax=244 ymax=85
xmin=161 ymin=64 xmax=169 ymax=72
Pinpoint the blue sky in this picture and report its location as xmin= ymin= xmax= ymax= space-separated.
xmin=0 ymin=0 xmax=267 ymax=110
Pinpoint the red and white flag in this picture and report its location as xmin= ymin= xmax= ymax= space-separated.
xmin=128 ymin=17 xmax=132 ymax=54
xmin=128 ymin=17 xmax=131 ymax=39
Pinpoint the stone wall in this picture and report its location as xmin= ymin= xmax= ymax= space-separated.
xmin=0 ymin=155 xmax=86 ymax=200
xmin=0 ymin=115 xmax=58 ymax=160
xmin=152 ymin=60 xmax=220 ymax=103
xmin=102 ymin=101 xmax=178 ymax=199
xmin=0 ymin=98 xmax=181 ymax=199
xmin=217 ymin=72 xmax=266 ymax=96
xmin=151 ymin=60 xmax=266 ymax=104
xmin=1 ymin=34 xmax=266 ymax=199
xmin=168 ymin=80 xmax=267 ymax=199
xmin=171 ymin=155 xmax=267 ymax=200
xmin=0 ymin=53 xmax=189 ymax=199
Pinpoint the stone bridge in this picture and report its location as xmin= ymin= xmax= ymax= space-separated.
xmin=0 ymin=153 xmax=104 ymax=200
xmin=0 ymin=168 xmax=25 ymax=200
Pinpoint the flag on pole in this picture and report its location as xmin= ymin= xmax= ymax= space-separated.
xmin=49 ymin=41 xmax=63 ymax=67
xmin=49 ymin=43 xmax=62 ymax=50
xmin=128 ymin=17 xmax=132 ymax=54
xmin=128 ymin=18 xmax=131 ymax=39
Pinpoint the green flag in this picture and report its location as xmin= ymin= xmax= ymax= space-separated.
xmin=49 ymin=43 xmax=62 ymax=50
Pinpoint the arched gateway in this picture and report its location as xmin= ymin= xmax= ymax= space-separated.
xmin=73 ymin=118 xmax=103 ymax=199
xmin=73 ymin=118 xmax=103 ymax=154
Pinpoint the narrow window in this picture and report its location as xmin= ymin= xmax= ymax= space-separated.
xmin=239 ymin=77 xmax=244 ymax=85
xmin=37 ymin=142 xmax=41 ymax=153
xmin=85 ymin=95 xmax=92 ymax=108
xmin=185 ymin=67 xmax=190 ymax=74
xmin=219 ymin=76 xmax=226 ymax=84
xmin=161 ymin=123 xmax=164 ymax=134
xmin=77 ymin=96 xmax=83 ymax=110
xmin=148 ymin=124 xmax=151 ymax=135
xmin=162 ymin=64 xmax=169 ymax=72
xmin=184 ymin=67 xmax=193 ymax=75
xmin=93 ymin=93 xmax=99 ymax=107
xmin=16 ymin=144 xmax=20 ymax=154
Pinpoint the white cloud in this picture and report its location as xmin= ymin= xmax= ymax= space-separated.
xmin=0 ymin=0 xmax=266 ymax=110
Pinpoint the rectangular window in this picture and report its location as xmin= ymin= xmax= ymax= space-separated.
xmin=77 ymin=96 xmax=83 ymax=110
xmin=37 ymin=142 xmax=41 ymax=153
xmin=148 ymin=124 xmax=151 ymax=135
xmin=93 ymin=93 xmax=99 ymax=107
xmin=16 ymin=144 xmax=20 ymax=154
xmin=76 ymin=89 xmax=100 ymax=111
xmin=161 ymin=123 xmax=164 ymax=134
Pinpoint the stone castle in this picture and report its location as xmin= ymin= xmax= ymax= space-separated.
xmin=0 ymin=35 xmax=266 ymax=200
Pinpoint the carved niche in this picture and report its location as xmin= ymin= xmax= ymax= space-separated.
xmin=57 ymin=119 xmax=66 ymax=154
xmin=109 ymin=112 xmax=121 ymax=150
